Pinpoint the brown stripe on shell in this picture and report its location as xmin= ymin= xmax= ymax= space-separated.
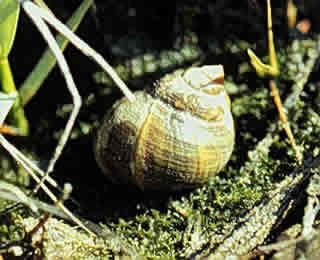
xmin=99 ymin=121 xmax=137 ymax=184
xmin=134 ymin=99 xmax=234 ymax=190
xmin=183 ymin=65 xmax=224 ymax=89
xmin=135 ymin=104 xmax=202 ymax=190
xmin=201 ymin=65 xmax=225 ymax=84
xmin=95 ymin=65 xmax=235 ymax=191
xmin=95 ymin=92 xmax=153 ymax=187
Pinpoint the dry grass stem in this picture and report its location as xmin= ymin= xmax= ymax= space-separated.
xmin=269 ymin=80 xmax=302 ymax=164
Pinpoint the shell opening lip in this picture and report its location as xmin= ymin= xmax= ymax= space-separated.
xmin=200 ymin=64 xmax=225 ymax=83
xmin=202 ymin=71 xmax=224 ymax=86
xmin=182 ymin=65 xmax=225 ymax=91
xmin=181 ymin=76 xmax=224 ymax=90
xmin=211 ymin=75 xmax=224 ymax=85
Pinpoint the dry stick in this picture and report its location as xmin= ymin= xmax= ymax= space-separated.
xmin=20 ymin=0 xmax=135 ymax=207
xmin=269 ymin=80 xmax=302 ymax=164
xmin=0 ymin=134 xmax=58 ymax=188
xmin=0 ymin=124 xmax=20 ymax=136
xmin=20 ymin=0 xmax=94 ymax=106
xmin=21 ymin=3 xmax=90 ymax=234
xmin=22 ymin=1 xmax=82 ymax=177
xmin=1 ymin=1 xmax=95 ymax=236
xmin=0 ymin=134 xmax=95 ymax=236
xmin=19 ymin=1 xmax=100 ymax=236
xmin=27 ymin=184 xmax=73 ymax=239
xmin=266 ymin=0 xmax=301 ymax=163
xmin=0 ymin=191 xmax=69 ymax=219
xmin=266 ymin=0 xmax=278 ymax=73
xmin=27 ymin=212 xmax=50 ymax=238
xmin=25 ymin=1 xmax=136 ymax=103
xmin=22 ymin=0 xmax=135 ymax=189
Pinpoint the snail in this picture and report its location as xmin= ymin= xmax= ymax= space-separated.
xmin=94 ymin=65 xmax=235 ymax=191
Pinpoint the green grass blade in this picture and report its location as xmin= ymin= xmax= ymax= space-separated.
xmin=0 ymin=0 xmax=20 ymax=59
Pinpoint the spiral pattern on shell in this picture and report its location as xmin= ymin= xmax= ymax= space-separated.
xmin=94 ymin=65 xmax=235 ymax=191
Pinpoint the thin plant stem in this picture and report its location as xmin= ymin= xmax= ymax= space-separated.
xmin=22 ymin=0 xmax=82 ymax=177
xmin=0 ymin=124 xmax=20 ymax=135
xmin=33 ymin=0 xmax=51 ymax=12
xmin=266 ymin=0 xmax=301 ymax=163
xmin=248 ymin=0 xmax=302 ymax=163
xmin=0 ymin=134 xmax=95 ymax=236
xmin=20 ymin=0 xmax=94 ymax=106
xmin=0 ymin=133 xmax=58 ymax=188
xmin=23 ymin=1 xmax=136 ymax=102
xmin=267 ymin=0 xmax=279 ymax=75
xmin=269 ymin=80 xmax=302 ymax=163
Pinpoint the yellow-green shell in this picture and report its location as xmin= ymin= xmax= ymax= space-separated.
xmin=95 ymin=65 xmax=235 ymax=191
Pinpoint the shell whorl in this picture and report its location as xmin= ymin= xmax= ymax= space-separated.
xmin=154 ymin=65 xmax=231 ymax=124
xmin=95 ymin=65 xmax=234 ymax=191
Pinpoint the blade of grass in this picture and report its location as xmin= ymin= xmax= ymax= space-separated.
xmin=0 ymin=0 xmax=20 ymax=59
xmin=19 ymin=0 xmax=94 ymax=106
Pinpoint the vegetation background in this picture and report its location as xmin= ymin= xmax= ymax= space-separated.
xmin=1 ymin=0 xmax=320 ymax=258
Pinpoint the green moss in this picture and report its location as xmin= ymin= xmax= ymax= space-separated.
xmin=99 ymin=36 xmax=320 ymax=258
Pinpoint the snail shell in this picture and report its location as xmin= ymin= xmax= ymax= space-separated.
xmin=94 ymin=65 xmax=235 ymax=191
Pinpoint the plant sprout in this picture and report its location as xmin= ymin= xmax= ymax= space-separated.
xmin=247 ymin=0 xmax=302 ymax=164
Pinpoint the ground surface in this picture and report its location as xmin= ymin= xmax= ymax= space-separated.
xmin=1 ymin=1 xmax=320 ymax=259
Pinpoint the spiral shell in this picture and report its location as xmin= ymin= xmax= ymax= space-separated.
xmin=94 ymin=65 xmax=235 ymax=191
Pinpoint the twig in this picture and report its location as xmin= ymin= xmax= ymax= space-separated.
xmin=266 ymin=0 xmax=278 ymax=74
xmin=269 ymin=80 xmax=302 ymax=164
xmin=22 ymin=0 xmax=82 ymax=178
xmin=22 ymin=1 xmax=135 ymax=102
xmin=248 ymin=0 xmax=302 ymax=163
xmin=0 ymin=134 xmax=95 ymax=236
xmin=0 ymin=124 xmax=21 ymax=136
xmin=20 ymin=0 xmax=94 ymax=106
xmin=27 ymin=183 xmax=73 ymax=240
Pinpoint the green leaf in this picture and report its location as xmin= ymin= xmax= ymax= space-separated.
xmin=0 ymin=0 xmax=20 ymax=59
xmin=247 ymin=49 xmax=279 ymax=78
